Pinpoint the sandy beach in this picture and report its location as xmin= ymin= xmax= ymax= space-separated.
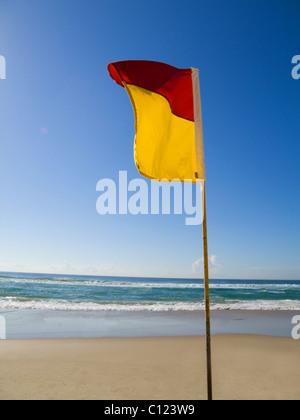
xmin=0 ymin=334 xmax=299 ymax=400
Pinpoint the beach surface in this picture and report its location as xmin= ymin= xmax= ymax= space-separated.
xmin=2 ymin=309 xmax=297 ymax=339
xmin=0 ymin=334 xmax=299 ymax=400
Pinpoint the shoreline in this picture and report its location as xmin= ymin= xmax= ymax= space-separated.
xmin=0 ymin=334 xmax=299 ymax=400
xmin=1 ymin=309 xmax=298 ymax=339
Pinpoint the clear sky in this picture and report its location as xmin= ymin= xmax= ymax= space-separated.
xmin=0 ymin=0 xmax=299 ymax=279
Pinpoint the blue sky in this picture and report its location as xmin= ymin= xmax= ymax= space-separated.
xmin=0 ymin=0 xmax=299 ymax=279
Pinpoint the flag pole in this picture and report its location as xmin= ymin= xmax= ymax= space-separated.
xmin=201 ymin=181 xmax=213 ymax=401
xmin=192 ymin=67 xmax=213 ymax=400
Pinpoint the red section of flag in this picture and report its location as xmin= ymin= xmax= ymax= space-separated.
xmin=108 ymin=60 xmax=194 ymax=121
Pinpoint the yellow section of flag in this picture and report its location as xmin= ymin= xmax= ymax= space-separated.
xmin=125 ymin=83 xmax=197 ymax=182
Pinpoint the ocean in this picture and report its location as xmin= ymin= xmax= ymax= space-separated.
xmin=0 ymin=272 xmax=299 ymax=312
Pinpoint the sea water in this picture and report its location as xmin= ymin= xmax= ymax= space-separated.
xmin=0 ymin=272 xmax=299 ymax=312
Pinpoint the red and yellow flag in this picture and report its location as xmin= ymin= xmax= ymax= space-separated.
xmin=108 ymin=60 xmax=205 ymax=182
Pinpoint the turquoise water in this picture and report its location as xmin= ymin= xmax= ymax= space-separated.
xmin=0 ymin=272 xmax=299 ymax=311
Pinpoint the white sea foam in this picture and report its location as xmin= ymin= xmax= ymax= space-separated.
xmin=0 ymin=277 xmax=202 ymax=289
xmin=1 ymin=277 xmax=299 ymax=290
xmin=0 ymin=298 xmax=299 ymax=312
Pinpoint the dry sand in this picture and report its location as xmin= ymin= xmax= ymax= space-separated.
xmin=0 ymin=335 xmax=299 ymax=400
